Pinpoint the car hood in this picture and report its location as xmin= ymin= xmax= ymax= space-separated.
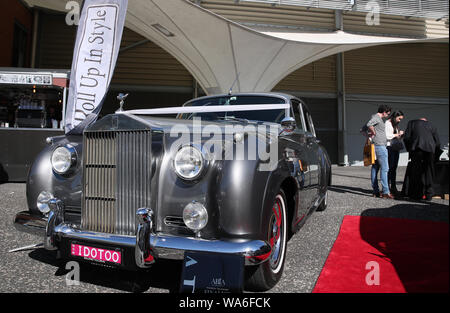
xmin=87 ymin=113 xmax=281 ymax=140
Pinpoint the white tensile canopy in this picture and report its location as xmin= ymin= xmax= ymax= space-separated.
xmin=24 ymin=0 xmax=448 ymax=95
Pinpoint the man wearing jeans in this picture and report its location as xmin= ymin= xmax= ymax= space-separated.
xmin=366 ymin=105 xmax=394 ymax=199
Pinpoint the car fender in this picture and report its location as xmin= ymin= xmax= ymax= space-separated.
xmin=26 ymin=135 xmax=83 ymax=215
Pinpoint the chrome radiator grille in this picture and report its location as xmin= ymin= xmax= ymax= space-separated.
xmin=82 ymin=130 xmax=152 ymax=235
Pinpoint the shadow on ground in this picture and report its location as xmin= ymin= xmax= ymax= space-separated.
xmin=360 ymin=202 xmax=449 ymax=292
xmin=329 ymin=185 xmax=374 ymax=197
xmin=361 ymin=200 xmax=449 ymax=222
xmin=28 ymin=248 xmax=182 ymax=293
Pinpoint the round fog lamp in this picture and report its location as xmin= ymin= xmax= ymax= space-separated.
xmin=37 ymin=191 xmax=53 ymax=214
xmin=183 ymin=202 xmax=208 ymax=231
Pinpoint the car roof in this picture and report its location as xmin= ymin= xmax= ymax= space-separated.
xmin=183 ymin=92 xmax=298 ymax=106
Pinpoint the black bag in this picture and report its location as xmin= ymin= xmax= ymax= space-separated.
xmin=390 ymin=137 xmax=405 ymax=151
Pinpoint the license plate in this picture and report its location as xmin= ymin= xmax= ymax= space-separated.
xmin=71 ymin=243 xmax=122 ymax=265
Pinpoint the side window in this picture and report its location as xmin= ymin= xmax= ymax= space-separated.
xmin=290 ymin=99 xmax=304 ymax=131
xmin=307 ymin=113 xmax=316 ymax=137
xmin=302 ymin=104 xmax=316 ymax=136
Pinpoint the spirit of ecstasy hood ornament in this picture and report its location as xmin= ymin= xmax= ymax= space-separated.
xmin=116 ymin=93 xmax=129 ymax=112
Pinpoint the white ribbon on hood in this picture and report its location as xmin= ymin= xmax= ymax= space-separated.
xmin=116 ymin=103 xmax=290 ymax=116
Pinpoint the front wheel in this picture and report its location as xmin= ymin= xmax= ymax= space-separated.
xmin=245 ymin=190 xmax=288 ymax=291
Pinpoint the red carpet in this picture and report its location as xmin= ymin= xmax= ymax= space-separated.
xmin=313 ymin=216 xmax=449 ymax=293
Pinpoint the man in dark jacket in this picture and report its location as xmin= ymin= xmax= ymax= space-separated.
xmin=402 ymin=118 xmax=441 ymax=200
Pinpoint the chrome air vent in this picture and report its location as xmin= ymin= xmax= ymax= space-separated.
xmin=164 ymin=216 xmax=187 ymax=228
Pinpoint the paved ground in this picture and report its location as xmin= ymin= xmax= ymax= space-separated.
xmin=0 ymin=166 xmax=448 ymax=293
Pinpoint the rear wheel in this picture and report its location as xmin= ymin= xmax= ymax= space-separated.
xmin=245 ymin=190 xmax=288 ymax=291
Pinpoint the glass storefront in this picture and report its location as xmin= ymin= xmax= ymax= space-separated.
xmin=0 ymin=69 xmax=69 ymax=182
xmin=0 ymin=69 xmax=69 ymax=130
xmin=0 ymin=85 xmax=64 ymax=129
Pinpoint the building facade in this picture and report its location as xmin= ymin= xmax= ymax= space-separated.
xmin=0 ymin=0 xmax=33 ymax=68
xmin=1 ymin=0 xmax=448 ymax=181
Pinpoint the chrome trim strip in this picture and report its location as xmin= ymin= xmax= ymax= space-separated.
xmin=136 ymin=208 xmax=155 ymax=268
xmin=44 ymin=199 xmax=64 ymax=250
xmin=150 ymin=235 xmax=271 ymax=264
xmin=13 ymin=211 xmax=47 ymax=236
xmin=54 ymin=224 xmax=270 ymax=265
xmin=54 ymin=224 xmax=136 ymax=247
xmin=14 ymin=211 xmax=272 ymax=265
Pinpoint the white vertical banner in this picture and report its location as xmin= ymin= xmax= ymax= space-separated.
xmin=65 ymin=0 xmax=128 ymax=134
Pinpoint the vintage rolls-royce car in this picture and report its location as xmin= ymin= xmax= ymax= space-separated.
xmin=14 ymin=92 xmax=331 ymax=291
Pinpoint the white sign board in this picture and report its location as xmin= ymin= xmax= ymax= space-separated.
xmin=65 ymin=0 xmax=128 ymax=134
xmin=0 ymin=73 xmax=53 ymax=85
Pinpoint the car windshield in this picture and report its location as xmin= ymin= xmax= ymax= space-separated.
xmin=179 ymin=95 xmax=286 ymax=123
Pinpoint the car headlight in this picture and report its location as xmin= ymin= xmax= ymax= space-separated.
xmin=183 ymin=201 xmax=208 ymax=231
xmin=174 ymin=146 xmax=205 ymax=180
xmin=37 ymin=191 xmax=53 ymax=214
xmin=51 ymin=145 xmax=77 ymax=174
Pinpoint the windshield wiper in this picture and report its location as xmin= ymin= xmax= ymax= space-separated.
xmin=217 ymin=116 xmax=250 ymax=124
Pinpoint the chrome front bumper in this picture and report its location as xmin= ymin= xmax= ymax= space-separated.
xmin=14 ymin=200 xmax=271 ymax=267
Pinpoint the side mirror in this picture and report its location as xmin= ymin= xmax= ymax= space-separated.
xmin=281 ymin=117 xmax=296 ymax=131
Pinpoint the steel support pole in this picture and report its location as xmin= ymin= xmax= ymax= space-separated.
xmin=335 ymin=10 xmax=349 ymax=166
